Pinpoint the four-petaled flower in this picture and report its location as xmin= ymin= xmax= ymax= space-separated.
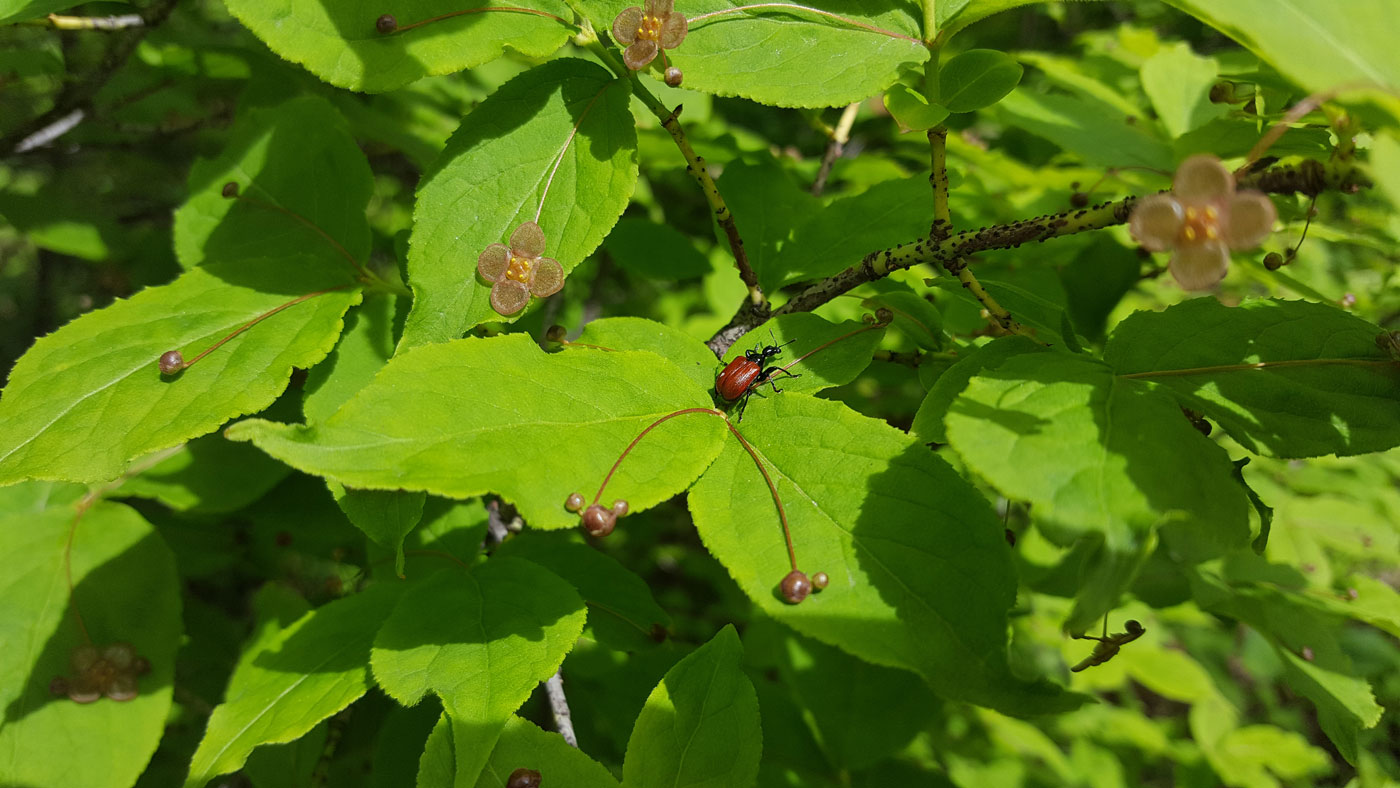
xmin=50 ymin=642 xmax=151 ymax=704
xmin=1129 ymin=154 xmax=1277 ymax=290
xmin=477 ymin=221 xmax=565 ymax=316
xmin=612 ymin=0 xmax=687 ymax=71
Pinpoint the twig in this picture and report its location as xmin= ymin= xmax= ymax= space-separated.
xmin=772 ymin=159 xmax=1368 ymax=317
xmin=45 ymin=12 xmax=145 ymax=29
xmin=811 ymin=102 xmax=859 ymax=196
xmin=545 ymin=669 xmax=578 ymax=747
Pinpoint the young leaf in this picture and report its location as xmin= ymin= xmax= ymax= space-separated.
xmin=495 ymin=532 xmax=672 ymax=651
xmin=939 ymin=49 xmax=1024 ymax=113
xmin=174 ymin=96 xmax=372 ymax=270
xmin=0 ymin=257 xmax=359 ymax=485
xmin=221 ymin=0 xmax=574 ymax=93
xmin=330 ymin=484 xmax=426 ymax=578
xmin=1139 ymin=43 xmax=1224 ymax=138
xmin=228 ymin=334 xmax=727 ymax=530
xmin=645 ymin=0 xmax=930 ymax=108
xmin=883 ymin=82 xmax=951 ymax=133
xmin=477 ymin=716 xmax=621 ymax=788
xmin=1105 ymin=299 xmax=1400 ymax=458
xmin=622 ymin=625 xmax=760 ymax=788
xmin=0 ymin=495 xmax=181 ymax=788
xmin=184 ymin=583 xmax=403 ymax=788
xmin=945 ymin=351 xmax=1250 ymax=562
xmin=400 ymin=60 xmax=637 ymax=349
xmin=689 ymin=394 xmax=1081 ymax=715
xmin=371 ymin=558 xmax=587 ymax=783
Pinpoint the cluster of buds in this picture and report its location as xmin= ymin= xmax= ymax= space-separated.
xmin=49 ymin=642 xmax=151 ymax=703
xmin=565 ymin=492 xmax=629 ymax=537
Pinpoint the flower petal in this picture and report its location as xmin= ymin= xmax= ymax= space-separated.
xmin=612 ymin=6 xmax=642 ymax=44
xmin=509 ymin=221 xmax=546 ymax=258
xmin=1128 ymin=193 xmax=1184 ymax=252
xmin=67 ymin=676 xmax=102 ymax=704
xmin=477 ymin=243 xmax=510 ymax=282
xmin=490 ymin=280 xmax=531 ymax=316
xmin=531 ymin=257 xmax=564 ymax=297
xmin=659 ymin=12 xmax=687 ymax=49
xmin=1172 ymin=154 xmax=1233 ymax=203
xmin=106 ymin=674 xmax=139 ymax=702
xmin=624 ymin=39 xmax=659 ymax=70
xmin=646 ymin=0 xmax=674 ymax=16
xmin=1223 ymin=191 xmax=1276 ymax=249
xmin=1169 ymin=238 xmax=1231 ymax=291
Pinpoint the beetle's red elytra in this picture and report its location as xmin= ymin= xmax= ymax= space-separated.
xmin=715 ymin=339 xmax=799 ymax=421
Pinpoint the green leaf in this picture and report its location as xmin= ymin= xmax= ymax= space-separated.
xmin=371 ymin=559 xmax=586 ymax=783
xmin=400 ymin=60 xmax=637 ymax=349
xmin=861 ymin=288 xmax=947 ymax=351
xmin=331 ymin=485 xmax=427 ymax=578
xmin=690 ymin=394 xmax=1080 ymax=714
xmin=1163 ymin=0 xmax=1400 ymax=118
xmin=653 ymin=0 xmax=930 ymax=108
xmin=622 ymin=625 xmax=760 ymax=788
xmin=221 ymin=0 xmax=574 ymax=93
xmin=945 ymin=351 xmax=1250 ymax=561
xmin=939 ymin=49 xmax=1024 ymax=113
xmin=719 ymin=313 xmax=884 ymax=398
xmin=477 ymin=716 xmax=621 ymax=787
xmin=118 ymin=433 xmax=291 ymax=513
xmin=1139 ymin=43 xmax=1224 ymax=138
xmin=0 ymin=0 xmax=71 ymax=23
xmin=574 ymin=316 xmax=718 ymax=391
xmin=764 ymin=177 xmax=934 ymax=291
xmin=931 ymin=275 xmax=1082 ymax=347
xmin=1103 ymin=299 xmax=1400 ymax=458
xmin=603 ymin=217 xmax=712 ymax=280
xmin=304 ymin=295 xmax=399 ymax=423
xmin=936 ymin=0 xmax=1108 ymax=38
xmin=997 ymin=88 xmax=1174 ymax=170
xmin=883 ymin=82 xmax=951 ymax=132
xmin=0 ymin=495 xmax=181 ymax=788
xmin=720 ymin=159 xmax=820 ymax=293
xmin=0 ymin=258 xmax=359 ymax=485
xmin=174 ymin=97 xmax=372 ymax=271
xmin=185 ymin=584 xmax=403 ymax=787
xmin=776 ymin=630 xmax=937 ymax=771
xmin=910 ymin=336 xmax=1043 ymax=444
xmin=228 ymin=334 xmax=726 ymax=530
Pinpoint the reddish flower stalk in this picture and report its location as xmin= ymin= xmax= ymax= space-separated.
xmin=221 ymin=181 xmax=373 ymax=282
xmin=157 ymin=285 xmax=351 ymax=375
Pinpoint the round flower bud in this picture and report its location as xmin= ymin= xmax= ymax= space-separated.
xmin=664 ymin=66 xmax=684 ymax=87
xmin=1070 ymin=192 xmax=1089 ymax=208
xmin=507 ymin=768 xmax=542 ymax=788
xmin=581 ymin=504 xmax=616 ymax=537
xmin=564 ymin=492 xmax=585 ymax=512
xmin=611 ymin=499 xmax=629 ymax=517
xmin=779 ymin=570 xmax=812 ymax=604
xmin=811 ymin=571 xmax=829 ymax=590
xmin=545 ymin=325 xmax=568 ymax=342
xmin=376 ymin=13 xmax=398 ymax=33
xmin=1263 ymin=252 xmax=1285 ymax=270
xmin=158 ymin=350 xmax=185 ymax=375
xmin=221 ymin=181 xmax=240 ymax=198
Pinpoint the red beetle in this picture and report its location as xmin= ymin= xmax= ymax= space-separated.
xmin=715 ymin=339 xmax=800 ymax=421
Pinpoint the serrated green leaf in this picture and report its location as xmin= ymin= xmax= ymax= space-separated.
xmin=372 ymin=559 xmax=586 ymax=784
xmin=477 ymin=716 xmax=621 ymax=787
xmin=945 ymin=351 xmax=1249 ymax=561
xmin=623 ymin=625 xmax=760 ymax=788
xmin=998 ymin=88 xmax=1173 ymax=170
xmin=1139 ymin=43 xmax=1224 ymax=138
xmin=690 ymin=394 xmax=1080 ymax=714
xmin=229 ymin=334 xmax=726 ymax=530
xmin=184 ymin=584 xmax=402 ymax=787
xmin=1104 ymin=299 xmax=1400 ymax=458
xmin=331 ymin=484 xmax=427 ymax=578
xmin=119 ymin=433 xmax=291 ymax=513
xmin=495 ymin=532 xmax=671 ymax=651
xmin=0 ymin=495 xmax=180 ymax=788
xmin=174 ymin=97 xmax=372 ymax=271
xmin=0 ymin=258 xmax=359 ymax=485
xmin=304 ymin=295 xmax=399 ymax=424
xmin=400 ymin=60 xmax=637 ymax=349
xmin=910 ymin=336 xmax=1043 ymax=444
xmin=575 ymin=316 xmax=718 ymax=391
xmin=883 ymin=82 xmax=951 ymax=132
xmin=721 ymin=159 xmax=820 ymax=291
xmin=940 ymin=49 xmax=1023 ymax=113
xmin=777 ymin=630 xmax=936 ymax=771
xmin=222 ymin=0 xmax=574 ymax=93
xmin=603 ymin=217 xmax=712 ymax=280
xmin=765 ymin=177 xmax=934 ymax=291
xmin=619 ymin=0 xmax=929 ymax=108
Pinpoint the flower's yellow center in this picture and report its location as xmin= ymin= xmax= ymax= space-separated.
xmin=1180 ymin=205 xmax=1220 ymax=244
xmin=506 ymin=255 xmax=533 ymax=283
xmin=638 ymin=13 xmax=663 ymax=41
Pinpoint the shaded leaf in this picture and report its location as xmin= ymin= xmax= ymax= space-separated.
xmin=1139 ymin=43 xmax=1224 ymax=138
xmin=477 ymin=716 xmax=621 ymax=787
xmin=940 ymin=49 xmax=1024 ymax=113
xmin=998 ymin=88 xmax=1173 ymax=170
xmin=119 ymin=433 xmax=291 ymax=514
xmin=603 ymin=217 xmax=712 ymax=280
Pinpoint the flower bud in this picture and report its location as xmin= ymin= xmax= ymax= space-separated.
xmin=780 ymin=570 xmax=812 ymax=604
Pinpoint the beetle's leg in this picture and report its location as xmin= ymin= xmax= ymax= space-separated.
xmin=735 ymin=391 xmax=752 ymax=422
